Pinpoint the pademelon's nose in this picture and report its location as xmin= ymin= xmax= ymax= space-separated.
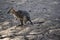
xmin=7 ymin=11 xmax=10 ymax=14
xmin=7 ymin=9 xmax=11 ymax=14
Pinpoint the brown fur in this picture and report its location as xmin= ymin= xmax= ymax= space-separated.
xmin=7 ymin=7 xmax=33 ymax=26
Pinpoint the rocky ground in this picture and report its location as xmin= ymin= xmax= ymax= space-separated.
xmin=0 ymin=0 xmax=60 ymax=40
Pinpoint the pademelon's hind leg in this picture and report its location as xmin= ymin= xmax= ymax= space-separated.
xmin=17 ymin=19 xmax=23 ymax=26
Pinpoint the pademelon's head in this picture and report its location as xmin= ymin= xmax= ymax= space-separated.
xmin=7 ymin=7 xmax=16 ymax=14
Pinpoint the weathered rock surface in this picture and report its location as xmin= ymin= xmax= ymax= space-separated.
xmin=0 ymin=0 xmax=60 ymax=40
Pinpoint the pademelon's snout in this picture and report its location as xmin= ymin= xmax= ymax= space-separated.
xmin=7 ymin=7 xmax=13 ymax=14
xmin=7 ymin=11 xmax=10 ymax=14
xmin=7 ymin=9 xmax=11 ymax=14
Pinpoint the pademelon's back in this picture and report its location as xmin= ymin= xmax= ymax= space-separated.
xmin=16 ymin=10 xmax=30 ymax=18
